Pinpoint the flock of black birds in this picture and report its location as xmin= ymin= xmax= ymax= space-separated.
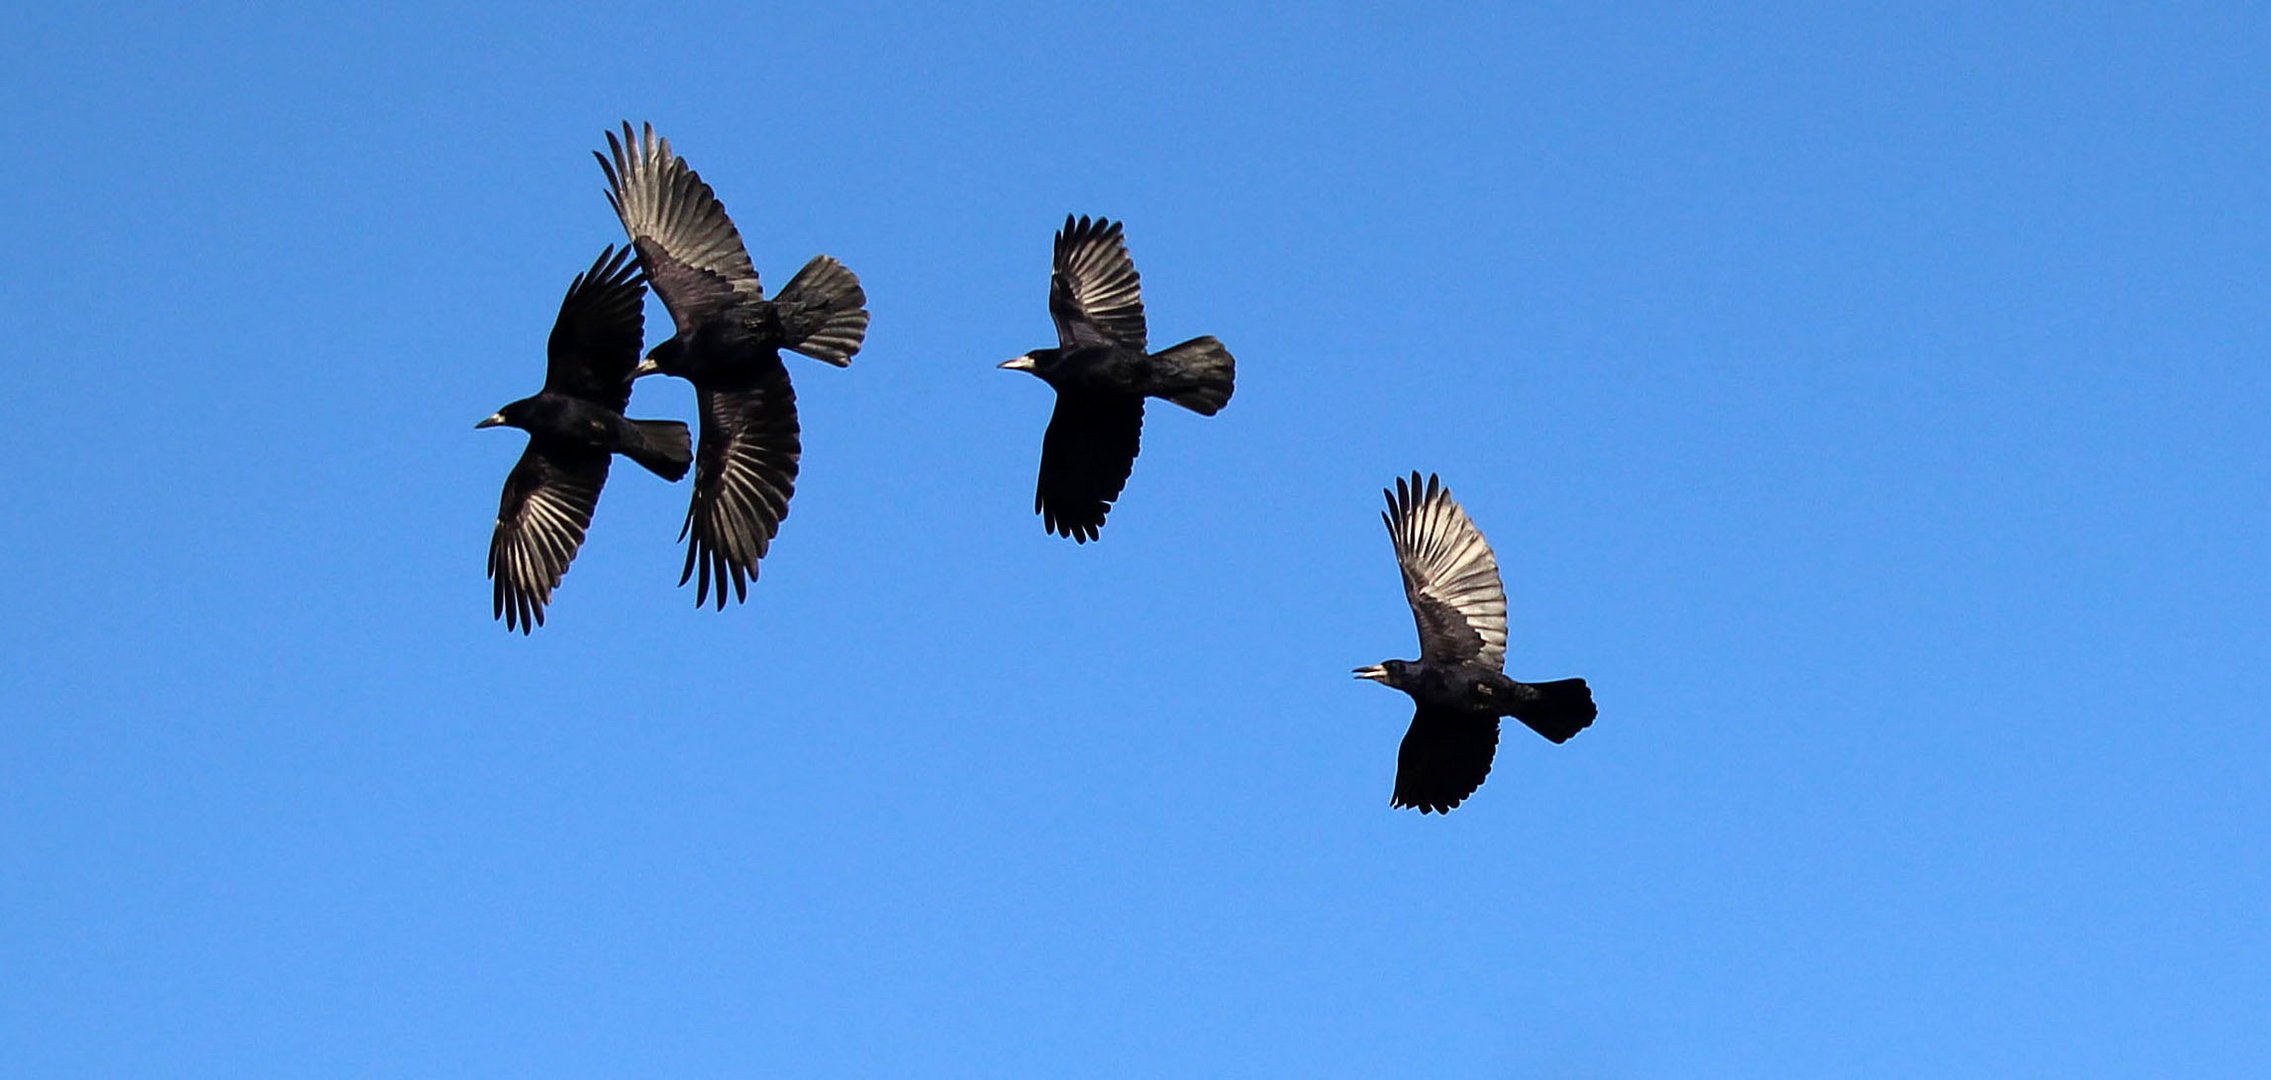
xmin=477 ymin=123 xmax=1597 ymax=814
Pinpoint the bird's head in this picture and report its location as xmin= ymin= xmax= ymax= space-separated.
xmin=1353 ymin=660 xmax=1414 ymax=689
xmin=631 ymin=338 xmax=687 ymax=381
xmin=475 ymin=400 xmax=529 ymax=431
xmin=998 ymin=349 xmax=1061 ymax=380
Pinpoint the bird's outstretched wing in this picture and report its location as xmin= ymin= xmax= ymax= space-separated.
xmin=1392 ymin=709 xmax=1501 ymax=814
xmin=1384 ymin=472 xmax=1508 ymax=668
xmin=595 ymin=122 xmax=763 ymax=332
xmin=488 ymin=444 xmax=610 ymax=633
xmin=1049 ymin=214 xmax=1147 ymax=351
xmin=1036 ymin=392 xmax=1144 ymax=543
xmin=680 ymin=357 xmax=801 ymax=607
xmin=543 ymin=245 xmax=646 ymax=409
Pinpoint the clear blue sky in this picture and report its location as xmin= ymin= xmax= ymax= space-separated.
xmin=3 ymin=3 xmax=2265 ymax=1075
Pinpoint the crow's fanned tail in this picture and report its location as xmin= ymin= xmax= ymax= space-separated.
xmin=623 ymin=419 xmax=694 ymax=482
xmin=1151 ymin=335 xmax=1235 ymax=416
xmin=773 ymin=254 xmax=869 ymax=366
xmin=1510 ymin=678 xmax=1596 ymax=744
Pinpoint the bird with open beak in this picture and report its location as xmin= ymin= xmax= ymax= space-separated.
xmin=1357 ymin=473 xmax=1597 ymax=813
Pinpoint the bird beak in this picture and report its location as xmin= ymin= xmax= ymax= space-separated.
xmin=1353 ymin=664 xmax=1389 ymax=682
xmin=475 ymin=413 xmax=507 ymax=429
xmin=628 ymin=358 xmax=660 ymax=381
xmin=998 ymin=354 xmax=1037 ymax=372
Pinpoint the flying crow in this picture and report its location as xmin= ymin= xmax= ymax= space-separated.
xmin=596 ymin=122 xmax=869 ymax=607
xmin=478 ymin=245 xmax=693 ymax=633
xmin=1000 ymin=214 xmax=1235 ymax=542
xmin=1354 ymin=473 xmax=1596 ymax=813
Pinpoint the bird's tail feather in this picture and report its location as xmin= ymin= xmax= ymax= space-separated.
xmin=774 ymin=255 xmax=869 ymax=366
xmin=1151 ymin=335 xmax=1235 ymax=415
xmin=1511 ymin=678 xmax=1596 ymax=744
xmin=625 ymin=419 xmax=693 ymax=482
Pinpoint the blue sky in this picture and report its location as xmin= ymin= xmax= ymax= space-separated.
xmin=3 ymin=2 xmax=2265 ymax=1075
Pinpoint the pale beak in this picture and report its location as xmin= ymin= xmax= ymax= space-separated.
xmin=628 ymin=358 xmax=661 ymax=381
xmin=998 ymin=354 xmax=1037 ymax=372
xmin=1353 ymin=664 xmax=1389 ymax=682
xmin=475 ymin=412 xmax=507 ymax=429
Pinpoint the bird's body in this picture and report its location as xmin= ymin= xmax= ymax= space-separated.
xmin=495 ymin=393 xmax=679 ymax=453
xmin=1019 ymin=344 xmax=1146 ymax=394
xmin=1396 ymin=662 xmax=1529 ymax=717
xmin=596 ymin=122 xmax=868 ymax=607
xmin=1002 ymin=214 xmax=1236 ymax=542
xmin=1355 ymin=473 xmax=1596 ymax=813
xmin=478 ymin=245 xmax=693 ymax=633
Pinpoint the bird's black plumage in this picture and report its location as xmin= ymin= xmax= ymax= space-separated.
xmin=1001 ymin=214 xmax=1237 ymax=542
xmin=478 ymin=245 xmax=693 ymax=633
xmin=1355 ymin=473 xmax=1597 ymax=813
xmin=595 ymin=122 xmax=869 ymax=607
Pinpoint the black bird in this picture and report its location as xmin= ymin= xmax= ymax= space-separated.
xmin=478 ymin=245 xmax=693 ymax=633
xmin=1000 ymin=214 xmax=1235 ymax=542
xmin=1355 ymin=473 xmax=1596 ymax=813
xmin=595 ymin=122 xmax=869 ymax=607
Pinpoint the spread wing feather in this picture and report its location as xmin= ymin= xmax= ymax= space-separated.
xmin=1035 ymin=392 xmax=1144 ymax=543
xmin=681 ymin=357 xmax=801 ymax=607
xmin=1384 ymin=472 xmax=1508 ymax=668
xmin=595 ymin=122 xmax=763 ymax=332
xmin=1049 ymin=214 xmax=1147 ymax=351
xmin=543 ymin=244 xmax=646 ymax=408
xmin=488 ymin=444 xmax=609 ymax=633
xmin=1392 ymin=709 xmax=1501 ymax=814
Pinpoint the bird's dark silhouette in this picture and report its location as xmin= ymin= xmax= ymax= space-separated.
xmin=1000 ymin=214 xmax=1235 ymax=542
xmin=1355 ymin=473 xmax=1596 ymax=813
xmin=478 ymin=245 xmax=693 ymax=633
xmin=595 ymin=122 xmax=869 ymax=607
